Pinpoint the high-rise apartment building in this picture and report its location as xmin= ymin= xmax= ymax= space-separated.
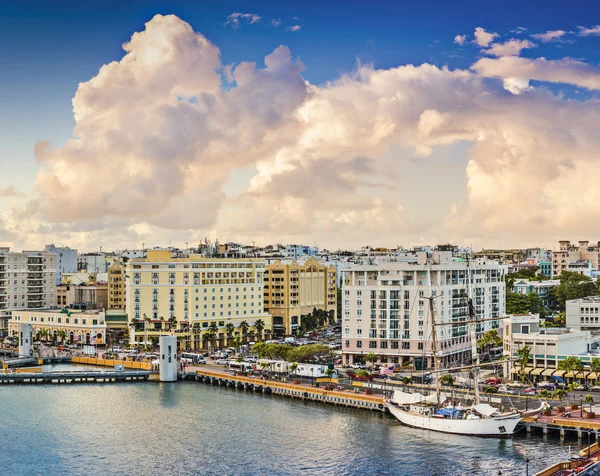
xmin=341 ymin=252 xmax=506 ymax=369
xmin=264 ymin=257 xmax=337 ymax=336
xmin=553 ymin=240 xmax=600 ymax=277
xmin=0 ymin=247 xmax=57 ymax=336
xmin=125 ymin=250 xmax=271 ymax=348
xmin=108 ymin=263 xmax=126 ymax=310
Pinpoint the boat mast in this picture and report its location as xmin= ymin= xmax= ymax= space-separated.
xmin=466 ymin=257 xmax=480 ymax=405
xmin=427 ymin=254 xmax=441 ymax=405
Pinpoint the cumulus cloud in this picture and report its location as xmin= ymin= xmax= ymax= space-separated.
xmin=472 ymin=56 xmax=600 ymax=92
xmin=272 ymin=18 xmax=282 ymax=27
xmin=5 ymin=15 xmax=600 ymax=251
xmin=532 ymin=30 xmax=567 ymax=42
xmin=225 ymin=12 xmax=261 ymax=29
xmin=0 ymin=185 xmax=23 ymax=198
xmin=454 ymin=35 xmax=467 ymax=45
xmin=484 ymin=39 xmax=536 ymax=57
xmin=286 ymin=25 xmax=301 ymax=32
xmin=473 ymin=27 xmax=498 ymax=47
xmin=578 ymin=25 xmax=600 ymax=36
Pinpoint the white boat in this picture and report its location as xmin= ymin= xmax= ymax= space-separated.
xmin=385 ymin=254 xmax=543 ymax=438
xmin=387 ymin=391 xmax=522 ymax=437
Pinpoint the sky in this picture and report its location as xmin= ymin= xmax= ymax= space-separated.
xmin=1 ymin=0 xmax=600 ymax=252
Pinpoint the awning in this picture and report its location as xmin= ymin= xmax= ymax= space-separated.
xmin=586 ymin=372 xmax=598 ymax=381
xmin=551 ymin=375 xmax=565 ymax=383
xmin=530 ymin=368 xmax=544 ymax=376
xmin=542 ymin=368 xmax=556 ymax=377
xmin=553 ymin=370 xmax=567 ymax=378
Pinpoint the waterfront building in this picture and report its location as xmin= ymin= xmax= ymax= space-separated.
xmin=108 ymin=263 xmax=126 ymax=310
xmin=8 ymin=309 xmax=107 ymax=345
xmin=44 ymin=244 xmax=78 ymax=285
xmin=341 ymin=251 xmax=506 ymax=368
xmin=502 ymin=314 xmax=600 ymax=381
xmin=125 ymin=250 xmax=271 ymax=349
xmin=263 ymin=257 xmax=337 ymax=336
xmin=566 ymin=296 xmax=600 ymax=331
xmin=539 ymin=260 xmax=553 ymax=278
xmin=0 ymin=247 xmax=57 ymax=337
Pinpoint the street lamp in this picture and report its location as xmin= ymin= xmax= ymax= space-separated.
xmin=525 ymin=458 xmax=529 ymax=476
xmin=581 ymin=395 xmax=584 ymax=418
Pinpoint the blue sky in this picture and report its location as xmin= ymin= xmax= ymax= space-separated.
xmin=2 ymin=0 xmax=600 ymax=250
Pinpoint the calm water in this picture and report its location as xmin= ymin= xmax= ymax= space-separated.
xmin=0 ymin=377 xmax=589 ymax=475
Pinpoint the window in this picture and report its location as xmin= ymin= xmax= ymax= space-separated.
xmin=369 ymin=341 xmax=377 ymax=348
xmin=356 ymin=340 xmax=362 ymax=348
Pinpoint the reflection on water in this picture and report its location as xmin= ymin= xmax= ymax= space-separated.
xmin=0 ymin=380 xmax=585 ymax=475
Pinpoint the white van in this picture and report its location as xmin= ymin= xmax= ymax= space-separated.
xmin=229 ymin=361 xmax=254 ymax=372
xmin=180 ymin=352 xmax=206 ymax=364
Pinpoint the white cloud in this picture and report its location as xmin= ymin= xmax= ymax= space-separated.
xmin=531 ymin=30 xmax=567 ymax=42
xmin=286 ymin=25 xmax=301 ymax=32
xmin=578 ymin=25 xmax=600 ymax=36
xmin=454 ymin=34 xmax=467 ymax=45
xmin=473 ymin=27 xmax=498 ymax=47
xmin=5 ymin=15 xmax=600 ymax=251
xmin=272 ymin=18 xmax=282 ymax=27
xmin=225 ymin=12 xmax=262 ymax=29
xmin=472 ymin=56 xmax=600 ymax=92
xmin=511 ymin=26 xmax=528 ymax=34
xmin=484 ymin=39 xmax=536 ymax=57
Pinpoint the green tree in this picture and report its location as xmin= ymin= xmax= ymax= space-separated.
xmin=231 ymin=336 xmax=242 ymax=353
xmin=356 ymin=369 xmax=370 ymax=378
xmin=337 ymin=288 xmax=342 ymax=325
xmin=401 ymin=376 xmax=412 ymax=388
xmin=239 ymin=321 xmax=249 ymax=343
xmin=254 ymin=319 xmax=265 ymax=341
xmin=484 ymin=385 xmax=498 ymax=394
xmin=550 ymin=271 xmax=599 ymax=311
xmin=286 ymin=344 xmax=333 ymax=364
xmin=441 ymin=374 xmax=454 ymax=386
xmin=168 ymin=315 xmax=177 ymax=331
xmin=555 ymin=311 xmax=566 ymax=327
xmin=553 ymin=388 xmax=567 ymax=407
xmin=516 ymin=344 xmax=531 ymax=380
xmin=477 ymin=329 xmax=502 ymax=352
xmin=558 ymin=356 xmax=584 ymax=373
xmin=57 ymin=330 xmax=66 ymax=343
xmin=225 ymin=323 xmax=235 ymax=345
xmin=365 ymin=352 xmax=377 ymax=368
xmin=590 ymin=358 xmax=600 ymax=374
xmin=160 ymin=315 xmax=165 ymax=330
xmin=539 ymin=389 xmax=551 ymax=399
xmin=585 ymin=394 xmax=594 ymax=411
xmin=289 ymin=362 xmax=299 ymax=377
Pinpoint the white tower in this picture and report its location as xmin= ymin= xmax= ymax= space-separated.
xmin=19 ymin=323 xmax=33 ymax=358
xmin=159 ymin=335 xmax=178 ymax=382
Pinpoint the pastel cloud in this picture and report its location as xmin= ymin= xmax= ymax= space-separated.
xmin=286 ymin=25 xmax=301 ymax=32
xmin=4 ymin=15 xmax=600 ymax=251
xmin=578 ymin=25 xmax=600 ymax=36
xmin=0 ymin=185 xmax=23 ymax=198
xmin=454 ymin=34 xmax=467 ymax=45
xmin=531 ymin=30 xmax=567 ymax=42
xmin=473 ymin=27 xmax=498 ymax=47
xmin=483 ymin=39 xmax=536 ymax=57
xmin=225 ymin=12 xmax=262 ymax=29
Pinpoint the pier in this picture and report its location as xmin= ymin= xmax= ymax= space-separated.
xmin=0 ymin=369 xmax=151 ymax=385
xmin=189 ymin=369 xmax=386 ymax=412
xmin=520 ymin=414 xmax=600 ymax=440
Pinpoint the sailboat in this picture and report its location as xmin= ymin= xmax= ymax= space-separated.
xmin=386 ymin=254 xmax=532 ymax=438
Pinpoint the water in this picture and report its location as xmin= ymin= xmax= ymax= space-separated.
xmin=0 ymin=378 xmax=588 ymax=475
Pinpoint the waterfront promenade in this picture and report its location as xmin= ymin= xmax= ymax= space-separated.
xmin=190 ymin=368 xmax=387 ymax=412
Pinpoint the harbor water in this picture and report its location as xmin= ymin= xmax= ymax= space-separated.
xmin=0 ymin=379 xmax=589 ymax=475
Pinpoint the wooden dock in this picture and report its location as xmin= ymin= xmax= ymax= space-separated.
xmin=0 ymin=369 xmax=151 ymax=385
xmin=190 ymin=369 xmax=386 ymax=412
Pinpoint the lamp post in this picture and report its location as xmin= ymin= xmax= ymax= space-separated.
xmin=581 ymin=395 xmax=584 ymax=418
xmin=525 ymin=458 xmax=529 ymax=476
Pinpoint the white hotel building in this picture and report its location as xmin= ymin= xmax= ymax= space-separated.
xmin=341 ymin=252 xmax=506 ymax=368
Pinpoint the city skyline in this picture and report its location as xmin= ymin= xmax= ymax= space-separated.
xmin=2 ymin=1 xmax=600 ymax=251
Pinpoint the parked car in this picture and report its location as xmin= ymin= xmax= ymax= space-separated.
xmin=486 ymin=377 xmax=502 ymax=385
xmin=498 ymin=386 xmax=516 ymax=395
xmin=573 ymin=384 xmax=589 ymax=391
xmin=215 ymin=359 xmax=229 ymax=365
xmin=524 ymin=387 xmax=539 ymax=395
xmin=590 ymin=385 xmax=600 ymax=392
xmin=507 ymin=382 xmax=524 ymax=388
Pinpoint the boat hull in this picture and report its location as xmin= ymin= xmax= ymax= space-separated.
xmin=387 ymin=405 xmax=521 ymax=438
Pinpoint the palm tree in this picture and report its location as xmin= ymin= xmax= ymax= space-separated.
xmin=225 ymin=323 xmax=235 ymax=345
xmin=365 ymin=352 xmax=377 ymax=368
xmin=57 ymin=330 xmax=66 ymax=344
xmin=254 ymin=319 xmax=265 ymax=341
xmin=239 ymin=321 xmax=249 ymax=343
xmin=208 ymin=323 xmax=219 ymax=350
xmin=231 ymin=336 xmax=242 ymax=353
xmin=259 ymin=361 xmax=270 ymax=373
xmin=39 ymin=328 xmax=49 ymax=342
xmin=289 ymin=362 xmax=299 ymax=378
xmin=168 ymin=315 xmax=177 ymax=331
xmin=264 ymin=329 xmax=272 ymax=341
xmin=142 ymin=314 xmax=151 ymax=350
xmin=585 ymin=394 xmax=594 ymax=412
xmin=160 ymin=316 xmax=165 ymax=331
